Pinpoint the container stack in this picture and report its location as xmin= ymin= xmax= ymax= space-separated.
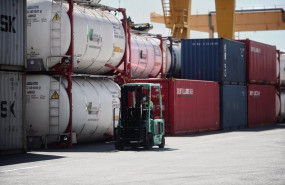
xmin=181 ymin=38 xmax=247 ymax=130
xmin=0 ymin=1 xmax=26 ymax=155
xmin=239 ymin=40 xmax=277 ymax=127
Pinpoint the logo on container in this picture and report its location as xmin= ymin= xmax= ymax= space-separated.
xmin=1 ymin=101 xmax=16 ymax=118
xmin=251 ymin=47 xmax=261 ymax=54
xmin=177 ymin=88 xmax=194 ymax=97
xmin=0 ymin=15 xmax=16 ymax=33
xmin=249 ymin=90 xmax=261 ymax=97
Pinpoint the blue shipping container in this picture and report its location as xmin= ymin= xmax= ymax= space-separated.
xmin=181 ymin=38 xmax=246 ymax=84
xmin=220 ymin=85 xmax=247 ymax=129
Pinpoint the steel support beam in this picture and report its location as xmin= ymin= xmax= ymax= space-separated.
xmin=215 ymin=0 xmax=235 ymax=39
xmin=151 ymin=11 xmax=285 ymax=33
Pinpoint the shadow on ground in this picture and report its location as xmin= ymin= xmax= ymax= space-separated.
xmin=39 ymin=142 xmax=179 ymax=153
xmin=0 ymin=153 xmax=65 ymax=166
xmin=168 ymin=123 xmax=285 ymax=138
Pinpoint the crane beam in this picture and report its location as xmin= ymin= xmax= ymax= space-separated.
xmin=151 ymin=11 xmax=285 ymax=34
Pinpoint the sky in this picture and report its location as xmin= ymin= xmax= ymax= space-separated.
xmin=99 ymin=0 xmax=285 ymax=51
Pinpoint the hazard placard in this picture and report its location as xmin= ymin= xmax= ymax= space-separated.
xmin=52 ymin=13 xmax=60 ymax=21
xmin=51 ymin=91 xmax=59 ymax=99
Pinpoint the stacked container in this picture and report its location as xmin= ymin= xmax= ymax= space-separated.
xmin=127 ymin=78 xmax=220 ymax=135
xmin=0 ymin=0 xmax=26 ymax=155
xmin=181 ymin=38 xmax=247 ymax=130
xmin=239 ymin=40 xmax=277 ymax=127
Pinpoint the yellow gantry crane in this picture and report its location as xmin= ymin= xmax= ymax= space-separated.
xmin=157 ymin=0 xmax=285 ymax=39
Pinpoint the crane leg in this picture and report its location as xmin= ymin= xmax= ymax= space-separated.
xmin=215 ymin=0 xmax=235 ymax=39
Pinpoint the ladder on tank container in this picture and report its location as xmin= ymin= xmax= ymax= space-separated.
xmin=50 ymin=0 xmax=63 ymax=63
xmin=46 ymin=77 xmax=62 ymax=147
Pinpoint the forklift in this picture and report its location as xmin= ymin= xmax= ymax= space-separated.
xmin=113 ymin=83 xmax=165 ymax=150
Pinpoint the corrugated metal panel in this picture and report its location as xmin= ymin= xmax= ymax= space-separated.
xmin=0 ymin=71 xmax=26 ymax=154
xmin=181 ymin=38 xmax=246 ymax=84
xmin=0 ymin=0 xmax=26 ymax=70
xmin=220 ymin=85 xmax=247 ymax=129
xmin=127 ymin=78 xmax=220 ymax=135
xmin=169 ymin=79 xmax=220 ymax=135
xmin=239 ymin=40 xmax=277 ymax=85
xmin=247 ymin=84 xmax=276 ymax=127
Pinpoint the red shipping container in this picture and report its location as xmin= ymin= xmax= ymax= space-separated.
xmin=238 ymin=40 xmax=277 ymax=85
xmin=247 ymin=84 xmax=276 ymax=127
xmin=127 ymin=79 xmax=220 ymax=135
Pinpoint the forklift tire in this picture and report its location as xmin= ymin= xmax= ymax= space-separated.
xmin=144 ymin=133 xmax=153 ymax=150
xmin=115 ymin=142 xmax=123 ymax=150
xmin=159 ymin=136 xmax=165 ymax=149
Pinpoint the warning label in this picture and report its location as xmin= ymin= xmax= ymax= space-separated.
xmin=52 ymin=13 xmax=60 ymax=21
xmin=51 ymin=91 xmax=59 ymax=99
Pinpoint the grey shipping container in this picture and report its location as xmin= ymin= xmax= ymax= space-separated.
xmin=0 ymin=0 xmax=26 ymax=71
xmin=181 ymin=38 xmax=246 ymax=84
xmin=220 ymin=85 xmax=247 ymax=129
xmin=0 ymin=71 xmax=26 ymax=155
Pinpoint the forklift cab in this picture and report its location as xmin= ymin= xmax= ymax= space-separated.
xmin=114 ymin=83 xmax=165 ymax=150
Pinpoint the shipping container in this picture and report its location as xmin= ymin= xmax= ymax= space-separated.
xmin=127 ymin=78 xmax=220 ymax=135
xmin=0 ymin=71 xmax=26 ymax=155
xmin=238 ymin=40 xmax=276 ymax=85
xmin=220 ymin=85 xmax=247 ymax=129
xmin=247 ymin=84 xmax=276 ymax=127
xmin=0 ymin=0 xmax=26 ymax=71
xmin=181 ymin=38 xmax=246 ymax=84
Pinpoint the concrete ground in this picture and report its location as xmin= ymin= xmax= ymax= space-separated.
xmin=1 ymin=124 xmax=285 ymax=185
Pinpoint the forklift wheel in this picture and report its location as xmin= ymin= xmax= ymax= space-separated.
xmin=144 ymin=133 xmax=153 ymax=150
xmin=159 ymin=136 xmax=165 ymax=149
xmin=115 ymin=142 xmax=123 ymax=150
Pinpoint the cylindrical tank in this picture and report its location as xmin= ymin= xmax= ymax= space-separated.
xmin=162 ymin=42 xmax=181 ymax=77
xmin=27 ymin=0 xmax=125 ymax=74
xmin=169 ymin=44 xmax=181 ymax=77
xmin=280 ymin=55 xmax=285 ymax=86
xmin=130 ymin=34 xmax=162 ymax=78
xmin=163 ymin=42 xmax=171 ymax=75
xmin=26 ymin=75 xmax=70 ymax=142
xmin=281 ymin=91 xmax=285 ymax=121
xmin=276 ymin=52 xmax=280 ymax=80
xmin=26 ymin=75 xmax=120 ymax=143
xmin=276 ymin=91 xmax=281 ymax=117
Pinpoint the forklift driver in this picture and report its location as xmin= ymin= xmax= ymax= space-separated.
xmin=142 ymin=94 xmax=154 ymax=119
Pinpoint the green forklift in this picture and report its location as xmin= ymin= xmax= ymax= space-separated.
xmin=114 ymin=83 xmax=165 ymax=150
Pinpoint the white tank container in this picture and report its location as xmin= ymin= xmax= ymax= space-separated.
xmin=276 ymin=91 xmax=281 ymax=117
xmin=162 ymin=43 xmax=181 ymax=77
xmin=26 ymin=75 xmax=120 ymax=143
xmin=163 ymin=43 xmax=171 ymax=75
xmin=170 ymin=44 xmax=181 ymax=76
xmin=276 ymin=52 xmax=280 ymax=80
xmin=280 ymin=55 xmax=285 ymax=86
xmin=280 ymin=91 xmax=285 ymax=121
xmin=130 ymin=34 xmax=163 ymax=78
xmin=26 ymin=75 xmax=70 ymax=143
xmin=27 ymin=0 xmax=125 ymax=74
xmin=63 ymin=77 xmax=120 ymax=142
